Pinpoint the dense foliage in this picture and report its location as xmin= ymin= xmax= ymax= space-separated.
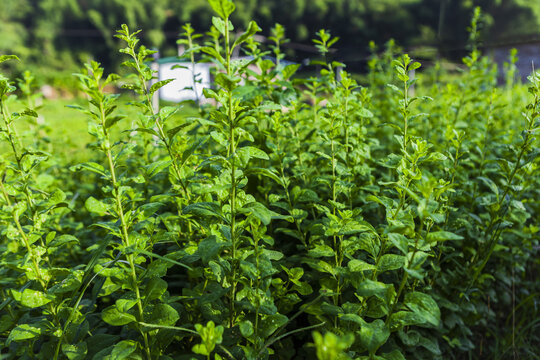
xmin=1 ymin=1 xmax=539 ymax=359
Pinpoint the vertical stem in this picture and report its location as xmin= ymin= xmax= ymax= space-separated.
xmin=224 ymin=17 xmax=238 ymax=328
xmin=276 ymin=140 xmax=307 ymax=246
xmin=343 ymin=91 xmax=353 ymax=210
xmin=403 ymin=81 xmax=409 ymax=153
xmin=127 ymin=43 xmax=193 ymax=238
xmin=330 ymin=117 xmax=341 ymax=319
xmin=98 ymin=99 xmax=152 ymax=360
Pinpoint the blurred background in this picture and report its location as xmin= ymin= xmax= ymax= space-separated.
xmin=1 ymin=0 xmax=540 ymax=90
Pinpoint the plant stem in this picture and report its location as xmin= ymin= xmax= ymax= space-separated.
xmin=98 ymin=99 xmax=152 ymax=360
xmin=224 ymin=17 xmax=238 ymax=328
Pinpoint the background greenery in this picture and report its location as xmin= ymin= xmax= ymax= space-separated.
xmin=2 ymin=0 xmax=540 ymax=78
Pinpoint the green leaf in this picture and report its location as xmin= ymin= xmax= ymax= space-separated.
xmin=356 ymin=280 xmax=390 ymax=298
xmin=388 ymin=233 xmax=409 ymax=255
xmin=144 ymin=277 xmax=168 ymax=303
xmin=49 ymin=271 xmax=83 ymax=294
xmin=61 ymin=342 xmax=88 ymax=360
xmin=0 ymin=55 xmax=19 ymax=64
xmin=197 ymin=235 xmax=226 ymax=263
xmin=357 ymin=319 xmax=390 ymax=353
xmin=20 ymin=108 xmax=38 ymax=118
xmin=48 ymin=234 xmax=79 ymax=248
xmin=102 ymin=305 xmax=137 ymax=326
xmin=313 ymin=331 xmax=354 ymax=360
xmin=381 ymin=349 xmax=406 ymax=360
xmin=212 ymin=16 xmax=227 ymax=36
xmin=159 ymin=106 xmax=179 ymax=121
xmin=139 ymin=249 xmax=192 ymax=271
xmin=201 ymin=46 xmax=225 ymax=65
xmin=282 ymin=64 xmax=301 ymax=79
xmin=11 ymin=288 xmax=52 ymax=308
xmin=208 ymin=0 xmax=236 ymax=19
xmin=263 ymin=249 xmax=284 ymax=261
xmin=239 ymin=320 xmax=254 ymax=337
xmin=244 ymin=167 xmax=281 ymax=184
xmin=85 ymin=196 xmax=109 ymax=216
xmin=147 ymin=304 xmax=179 ymax=327
xmin=308 ymin=244 xmax=335 ymax=258
xmin=7 ymin=324 xmax=42 ymax=344
xmin=377 ymin=254 xmax=405 ymax=272
xmin=478 ymin=176 xmax=499 ymax=198
xmin=426 ymin=231 xmax=463 ymax=243
xmin=183 ymin=202 xmax=222 ymax=218
xmin=0 ymin=315 xmax=14 ymax=333
xmin=167 ymin=123 xmax=190 ymax=141
xmin=241 ymin=202 xmax=279 ymax=225
xmin=145 ymin=159 xmax=171 ymax=178
xmin=116 ymin=298 xmax=137 ymax=314
xmin=404 ymin=292 xmax=440 ymax=327
xmin=338 ymin=221 xmax=373 ymax=236
xmin=409 ymin=61 xmax=421 ymax=71
xmin=348 ymin=259 xmax=376 ymax=272
xmin=193 ymin=321 xmax=224 ymax=356
xmin=359 ymin=107 xmax=374 ymax=118
xmin=150 ymin=79 xmax=175 ymax=94
xmin=259 ymin=313 xmax=288 ymax=338
xmin=131 ymin=127 xmax=159 ymax=137
xmin=111 ymin=340 xmax=137 ymax=360
xmin=233 ymin=21 xmax=261 ymax=48
xmin=215 ymin=72 xmax=240 ymax=91
xmin=105 ymin=115 xmax=125 ymax=130
xmin=181 ymin=135 xmax=208 ymax=164
xmin=340 ymin=313 xmax=365 ymax=325
xmin=417 ymin=334 xmax=441 ymax=354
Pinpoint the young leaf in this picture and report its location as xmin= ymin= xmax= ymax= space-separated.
xmin=85 ymin=196 xmax=110 ymax=216
xmin=404 ymin=292 xmax=440 ymax=328
xmin=233 ymin=21 xmax=262 ymax=49
xmin=102 ymin=306 xmax=137 ymax=326
xmin=111 ymin=340 xmax=137 ymax=360
xmin=426 ymin=231 xmax=463 ymax=243
xmin=208 ymin=0 xmax=236 ymax=19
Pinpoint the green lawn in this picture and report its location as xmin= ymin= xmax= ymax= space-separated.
xmin=2 ymin=96 xmax=198 ymax=164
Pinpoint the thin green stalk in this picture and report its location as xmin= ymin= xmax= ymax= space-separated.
xmin=97 ymin=98 xmax=152 ymax=360
xmin=288 ymin=121 xmax=307 ymax=185
xmin=131 ymin=51 xmax=192 ymax=203
xmin=342 ymin=93 xmax=354 ymax=210
xmin=276 ymin=141 xmax=307 ymax=246
xmin=223 ymin=17 xmax=238 ymax=328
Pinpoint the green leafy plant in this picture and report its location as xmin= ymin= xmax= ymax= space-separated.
xmin=0 ymin=3 xmax=538 ymax=360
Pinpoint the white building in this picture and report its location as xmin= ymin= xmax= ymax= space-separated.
xmin=155 ymin=57 xmax=212 ymax=102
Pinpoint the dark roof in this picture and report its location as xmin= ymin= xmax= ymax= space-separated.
xmin=154 ymin=55 xmax=298 ymax=66
xmin=155 ymin=56 xmax=187 ymax=65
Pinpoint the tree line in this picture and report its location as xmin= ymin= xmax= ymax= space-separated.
xmin=1 ymin=0 xmax=539 ymax=75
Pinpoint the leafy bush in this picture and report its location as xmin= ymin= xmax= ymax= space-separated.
xmin=1 ymin=2 xmax=538 ymax=359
